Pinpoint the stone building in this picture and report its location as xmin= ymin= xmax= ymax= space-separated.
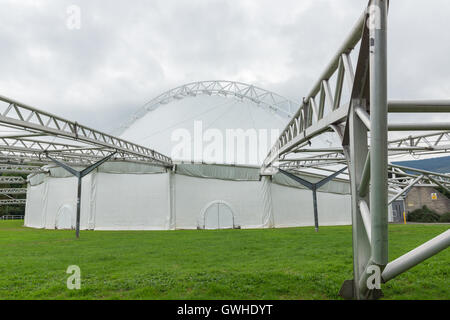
xmin=404 ymin=186 xmax=450 ymax=214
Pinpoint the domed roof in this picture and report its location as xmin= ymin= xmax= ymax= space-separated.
xmin=120 ymin=94 xmax=290 ymax=165
xmin=117 ymin=81 xmax=303 ymax=166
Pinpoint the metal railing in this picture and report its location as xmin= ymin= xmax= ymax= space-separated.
xmin=0 ymin=215 xmax=24 ymax=220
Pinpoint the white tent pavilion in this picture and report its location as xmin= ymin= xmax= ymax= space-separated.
xmin=25 ymin=82 xmax=353 ymax=230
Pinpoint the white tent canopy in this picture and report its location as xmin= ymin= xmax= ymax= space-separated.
xmin=24 ymin=83 xmax=357 ymax=231
xmin=119 ymin=95 xmax=288 ymax=166
xmin=25 ymin=162 xmax=352 ymax=230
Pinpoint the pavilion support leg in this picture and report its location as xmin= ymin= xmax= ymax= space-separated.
xmin=368 ymin=0 xmax=389 ymax=275
xmin=278 ymin=168 xmax=346 ymax=233
xmin=310 ymin=166 xmax=348 ymax=233
xmin=312 ymin=188 xmax=319 ymax=232
xmin=350 ymin=0 xmax=388 ymax=299
xmin=46 ymin=152 xmax=116 ymax=238
xmin=76 ymin=176 xmax=82 ymax=238
xmin=340 ymin=98 xmax=372 ymax=300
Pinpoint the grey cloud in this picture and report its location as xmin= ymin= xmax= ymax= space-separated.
xmin=0 ymin=0 xmax=448 ymax=133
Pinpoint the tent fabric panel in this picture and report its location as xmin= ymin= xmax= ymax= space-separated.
xmin=93 ymin=173 xmax=169 ymax=230
xmin=174 ymin=174 xmax=264 ymax=229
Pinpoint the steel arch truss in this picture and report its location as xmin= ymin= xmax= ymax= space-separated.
xmin=0 ymin=163 xmax=44 ymax=174
xmin=115 ymin=80 xmax=300 ymax=135
xmin=0 ymin=176 xmax=25 ymax=184
xmin=0 ymin=188 xmax=27 ymax=195
xmin=0 ymin=136 xmax=163 ymax=166
xmin=388 ymin=164 xmax=450 ymax=195
xmin=277 ymin=131 xmax=450 ymax=174
xmin=263 ymin=0 xmax=450 ymax=299
xmin=0 ymin=95 xmax=172 ymax=167
xmin=0 ymin=93 xmax=173 ymax=208
xmin=0 ymin=199 xmax=26 ymax=205
xmin=0 ymin=178 xmax=27 ymax=206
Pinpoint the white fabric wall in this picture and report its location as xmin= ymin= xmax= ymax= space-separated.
xmin=271 ymin=184 xmax=351 ymax=228
xmin=173 ymin=174 xmax=264 ymax=229
xmin=271 ymin=183 xmax=315 ymax=227
xmin=24 ymin=182 xmax=47 ymax=228
xmin=37 ymin=176 xmax=92 ymax=230
xmin=93 ymin=173 xmax=169 ymax=230
xmin=25 ymin=176 xmax=81 ymax=230
xmin=316 ymin=192 xmax=352 ymax=226
xmin=25 ymin=167 xmax=352 ymax=231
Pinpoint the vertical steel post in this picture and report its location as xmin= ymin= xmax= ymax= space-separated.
xmin=345 ymin=99 xmax=371 ymax=300
xmin=217 ymin=203 xmax=220 ymax=230
xmin=369 ymin=0 xmax=389 ymax=268
xmin=46 ymin=152 xmax=116 ymax=238
xmin=312 ymin=188 xmax=319 ymax=232
xmin=76 ymin=176 xmax=82 ymax=238
xmin=278 ymin=168 xmax=347 ymax=233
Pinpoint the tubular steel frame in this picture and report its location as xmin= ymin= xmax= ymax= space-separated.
xmin=279 ymin=167 xmax=348 ymax=232
xmin=0 ymin=93 xmax=173 ymax=211
xmin=0 ymin=188 xmax=27 ymax=195
xmin=262 ymin=0 xmax=449 ymax=299
xmin=0 ymin=199 xmax=26 ymax=205
xmin=0 ymin=94 xmax=172 ymax=167
xmin=0 ymin=176 xmax=25 ymax=184
xmin=0 ymin=0 xmax=447 ymax=300
xmin=46 ymin=152 xmax=117 ymax=238
xmin=114 ymin=80 xmax=300 ymax=135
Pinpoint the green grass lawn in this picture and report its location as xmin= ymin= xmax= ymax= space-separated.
xmin=0 ymin=221 xmax=448 ymax=300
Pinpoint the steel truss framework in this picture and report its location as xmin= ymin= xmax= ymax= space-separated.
xmin=279 ymin=167 xmax=348 ymax=232
xmin=263 ymin=0 xmax=450 ymax=299
xmin=0 ymin=199 xmax=26 ymax=205
xmin=278 ymin=131 xmax=450 ymax=173
xmin=0 ymin=137 xmax=158 ymax=166
xmin=0 ymin=92 xmax=174 ymax=207
xmin=388 ymin=164 xmax=450 ymax=193
xmin=0 ymin=91 xmax=174 ymax=208
xmin=0 ymin=163 xmax=43 ymax=174
xmin=0 ymin=173 xmax=27 ymax=206
xmin=0 ymin=95 xmax=172 ymax=167
xmin=0 ymin=0 xmax=446 ymax=299
xmin=0 ymin=176 xmax=25 ymax=184
xmin=114 ymin=80 xmax=300 ymax=135
xmin=46 ymin=152 xmax=117 ymax=238
xmin=0 ymin=188 xmax=27 ymax=195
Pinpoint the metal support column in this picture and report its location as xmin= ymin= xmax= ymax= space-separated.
xmin=312 ymin=189 xmax=319 ymax=232
xmin=46 ymin=151 xmax=116 ymax=238
xmin=76 ymin=176 xmax=82 ymax=238
xmin=382 ymin=230 xmax=450 ymax=282
xmin=342 ymin=98 xmax=372 ymax=300
xmin=369 ymin=0 xmax=389 ymax=270
xmin=262 ymin=0 xmax=449 ymax=300
xmin=279 ymin=167 xmax=347 ymax=232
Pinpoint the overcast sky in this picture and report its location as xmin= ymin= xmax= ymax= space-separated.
xmin=0 ymin=0 xmax=449 ymax=133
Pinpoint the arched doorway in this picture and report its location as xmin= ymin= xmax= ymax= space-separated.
xmin=201 ymin=201 xmax=235 ymax=230
xmin=56 ymin=204 xmax=74 ymax=229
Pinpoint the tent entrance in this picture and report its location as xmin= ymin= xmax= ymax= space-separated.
xmin=56 ymin=204 xmax=74 ymax=230
xmin=202 ymin=201 xmax=235 ymax=230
